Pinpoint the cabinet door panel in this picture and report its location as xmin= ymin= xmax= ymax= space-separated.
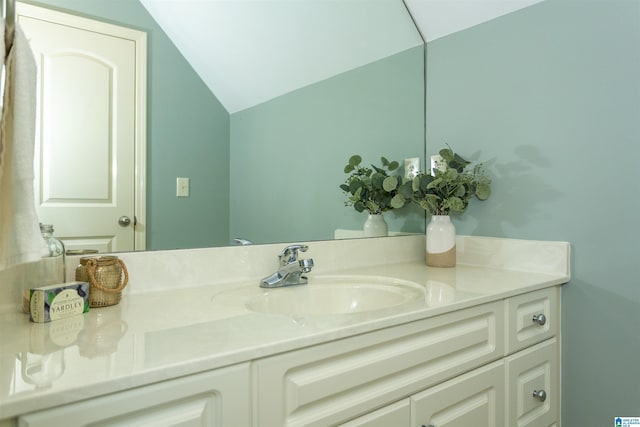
xmin=18 ymin=364 xmax=250 ymax=427
xmin=411 ymin=361 xmax=505 ymax=427
xmin=254 ymin=302 xmax=504 ymax=426
xmin=505 ymin=338 xmax=558 ymax=427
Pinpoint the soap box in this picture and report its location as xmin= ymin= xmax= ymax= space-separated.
xmin=29 ymin=281 xmax=90 ymax=323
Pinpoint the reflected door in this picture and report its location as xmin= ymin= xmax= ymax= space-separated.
xmin=17 ymin=3 xmax=146 ymax=253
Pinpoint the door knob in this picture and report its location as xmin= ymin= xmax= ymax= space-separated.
xmin=118 ymin=216 xmax=132 ymax=227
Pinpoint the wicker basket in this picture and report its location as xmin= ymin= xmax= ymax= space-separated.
xmin=76 ymin=256 xmax=129 ymax=307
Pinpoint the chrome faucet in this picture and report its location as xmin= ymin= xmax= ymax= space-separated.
xmin=260 ymin=244 xmax=314 ymax=288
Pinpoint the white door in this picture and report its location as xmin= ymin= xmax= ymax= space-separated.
xmin=17 ymin=3 xmax=146 ymax=253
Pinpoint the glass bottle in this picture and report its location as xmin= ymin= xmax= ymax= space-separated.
xmin=39 ymin=223 xmax=66 ymax=284
xmin=22 ymin=224 xmax=66 ymax=313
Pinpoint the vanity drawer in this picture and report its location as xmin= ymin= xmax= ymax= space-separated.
xmin=505 ymin=338 xmax=558 ymax=427
xmin=505 ymin=287 xmax=558 ymax=355
xmin=253 ymin=301 xmax=504 ymax=427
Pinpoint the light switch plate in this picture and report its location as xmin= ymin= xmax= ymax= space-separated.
xmin=176 ymin=177 xmax=189 ymax=197
xmin=404 ymin=157 xmax=420 ymax=179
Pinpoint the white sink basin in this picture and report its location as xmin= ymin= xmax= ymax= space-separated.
xmin=245 ymin=275 xmax=424 ymax=316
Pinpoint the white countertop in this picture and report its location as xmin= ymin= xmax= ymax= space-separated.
xmin=0 ymin=236 xmax=570 ymax=419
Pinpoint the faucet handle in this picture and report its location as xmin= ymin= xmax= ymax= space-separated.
xmin=279 ymin=244 xmax=308 ymax=264
xmin=299 ymin=258 xmax=314 ymax=273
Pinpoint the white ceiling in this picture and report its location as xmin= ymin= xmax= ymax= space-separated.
xmin=139 ymin=0 xmax=543 ymax=113
xmin=404 ymin=0 xmax=543 ymax=42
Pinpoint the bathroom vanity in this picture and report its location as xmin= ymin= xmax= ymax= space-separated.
xmin=0 ymin=236 xmax=569 ymax=427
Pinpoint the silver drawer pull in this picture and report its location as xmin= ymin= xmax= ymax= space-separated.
xmin=532 ymin=313 xmax=547 ymax=326
xmin=533 ymin=389 xmax=547 ymax=402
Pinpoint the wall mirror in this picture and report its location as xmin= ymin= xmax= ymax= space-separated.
xmin=22 ymin=0 xmax=426 ymax=253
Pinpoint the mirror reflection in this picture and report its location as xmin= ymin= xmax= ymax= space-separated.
xmin=23 ymin=0 xmax=425 ymax=252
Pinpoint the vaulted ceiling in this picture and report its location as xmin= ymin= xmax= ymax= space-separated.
xmin=139 ymin=0 xmax=543 ymax=113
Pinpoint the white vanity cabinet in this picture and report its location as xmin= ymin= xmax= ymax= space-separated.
xmin=16 ymin=363 xmax=251 ymax=427
xmin=0 ymin=237 xmax=569 ymax=427
xmin=256 ymin=287 xmax=560 ymax=427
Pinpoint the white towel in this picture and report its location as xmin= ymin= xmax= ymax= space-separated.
xmin=0 ymin=19 xmax=4 ymax=174
xmin=0 ymin=21 xmax=42 ymax=271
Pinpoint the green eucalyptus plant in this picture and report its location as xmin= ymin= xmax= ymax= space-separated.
xmin=340 ymin=155 xmax=407 ymax=215
xmin=408 ymin=147 xmax=491 ymax=215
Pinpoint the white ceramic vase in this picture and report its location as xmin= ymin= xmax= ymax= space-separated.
xmin=363 ymin=213 xmax=388 ymax=237
xmin=426 ymin=215 xmax=456 ymax=267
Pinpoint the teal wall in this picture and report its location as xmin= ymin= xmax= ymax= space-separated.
xmin=229 ymin=45 xmax=425 ymax=245
xmin=426 ymin=0 xmax=640 ymax=423
xmin=25 ymin=0 xmax=231 ymax=250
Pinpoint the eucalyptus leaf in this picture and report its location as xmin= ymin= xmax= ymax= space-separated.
xmin=443 ymin=169 xmax=458 ymax=180
xmin=383 ymin=176 xmax=398 ymax=191
xmin=388 ymin=161 xmax=399 ymax=171
xmin=445 ymin=197 xmax=464 ymax=212
xmin=419 ymin=174 xmax=434 ymax=190
xmin=412 ymin=176 xmax=420 ymax=192
xmin=439 ymin=148 xmax=454 ymax=161
xmin=379 ymin=194 xmax=392 ymax=207
xmin=349 ymin=180 xmax=362 ymax=194
xmin=366 ymin=201 xmax=380 ymax=213
xmin=399 ymin=181 xmax=414 ymax=198
xmin=425 ymin=194 xmax=439 ymax=203
xmin=371 ymin=173 xmax=385 ymax=190
xmin=426 ymin=177 xmax=442 ymax=189
xmin=453 ymin=153 xmax=469 ymax=166
xmin=349 ymin=155 xmax=362 ymax=166
xmin=390 ymin=194 xmax=405 ymax=209
xmin=476 ymin=183 xmax=491 ymax=200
